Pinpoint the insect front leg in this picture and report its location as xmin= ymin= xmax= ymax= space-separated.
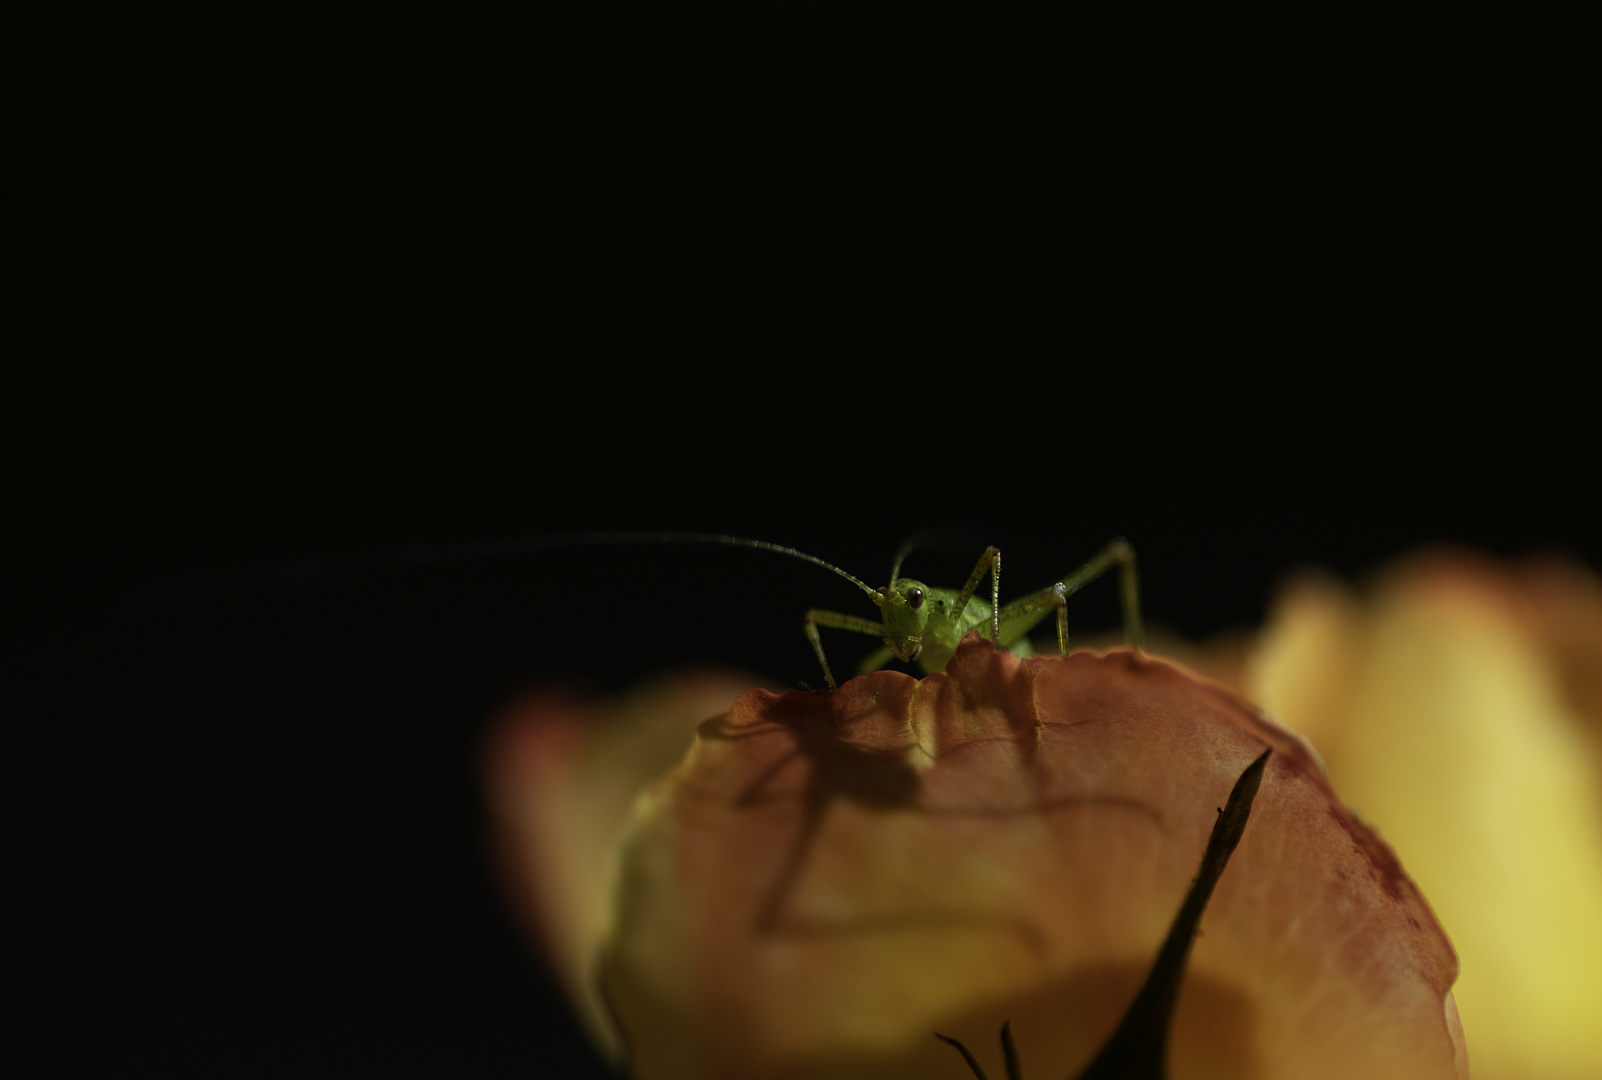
xmin=948 ymin=546 xmax=1003 ymax=646
xmin=993 ymin=537 xmax=1145 ymax=654
xmin=804 ymin=609 xmax=888 ymax=689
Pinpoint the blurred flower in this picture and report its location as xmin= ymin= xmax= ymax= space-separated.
xmin=1208 ymin=550 xmax=1602 ymax=1080
xmin=484 ymin=669 xmax=770 ymax=1054
xmin=487 ymin=638 xmax=1467 ymax=1078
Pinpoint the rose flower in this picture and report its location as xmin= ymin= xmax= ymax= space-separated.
xmin=487 ymin=631 xmax=1468 ymax=1077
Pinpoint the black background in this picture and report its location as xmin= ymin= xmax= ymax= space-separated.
xmin=11 ymin=24 xmax=1593 ymax=1079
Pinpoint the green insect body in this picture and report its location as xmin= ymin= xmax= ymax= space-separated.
xmin=554 ymin=533 xmax=1142 ymax=689
xmin=801 ymin=538 xmax=1145 ymax=689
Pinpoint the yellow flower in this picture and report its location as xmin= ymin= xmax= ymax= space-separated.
xmin=1229 ymin=550 xmax=1602 ymax=1080
xmin=487 ymin=638 xmax=1468 ymax=1078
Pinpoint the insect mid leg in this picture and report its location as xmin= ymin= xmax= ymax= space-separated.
xmin=804 ymin=609 xmax=888 ymax=689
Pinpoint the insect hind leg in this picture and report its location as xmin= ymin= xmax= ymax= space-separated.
xmin=948 ymin=546 xmax=1002 ymax=647
xmin=995 ymin=538 xmax=1145 ymax=655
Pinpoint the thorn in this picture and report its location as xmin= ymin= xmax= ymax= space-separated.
xmin=1073 ymin=749 xmax=1271 ymax=1079
xmin=1000 ymin=1020 xmax=1022 ymax=1080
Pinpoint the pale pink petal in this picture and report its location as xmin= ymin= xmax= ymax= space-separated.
xmin=600 ymin=638 xmax=1466 ymax=1079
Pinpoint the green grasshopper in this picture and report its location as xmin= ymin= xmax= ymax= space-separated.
xmin=791 ymin=536 xmax=1144 ymax=688
xmin=633 ymin=533 xmax=1144 ymax=689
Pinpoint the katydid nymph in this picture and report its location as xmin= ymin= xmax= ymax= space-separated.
xmin=786 ymin=535 xmax=1145 ymax=688
xmin=577 ymin=533 xmax=1145 ymax=689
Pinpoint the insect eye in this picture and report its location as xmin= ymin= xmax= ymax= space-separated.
xmin=906 ymin=587 xmax=925 ymax=609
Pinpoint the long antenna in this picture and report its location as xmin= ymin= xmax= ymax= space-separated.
xmin=577 ymin=533 xmax=881 ymax=598
xmin=888 ymin=538 xmax=917 ymax=584
xmin=125 ymin=531 xmax=883 ymax=607
xmin=887 ymin=525 xmax=988 ymax=584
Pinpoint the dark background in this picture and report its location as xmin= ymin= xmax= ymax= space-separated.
xmin=12 ymin=27 xmax=1591 ymax=1079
